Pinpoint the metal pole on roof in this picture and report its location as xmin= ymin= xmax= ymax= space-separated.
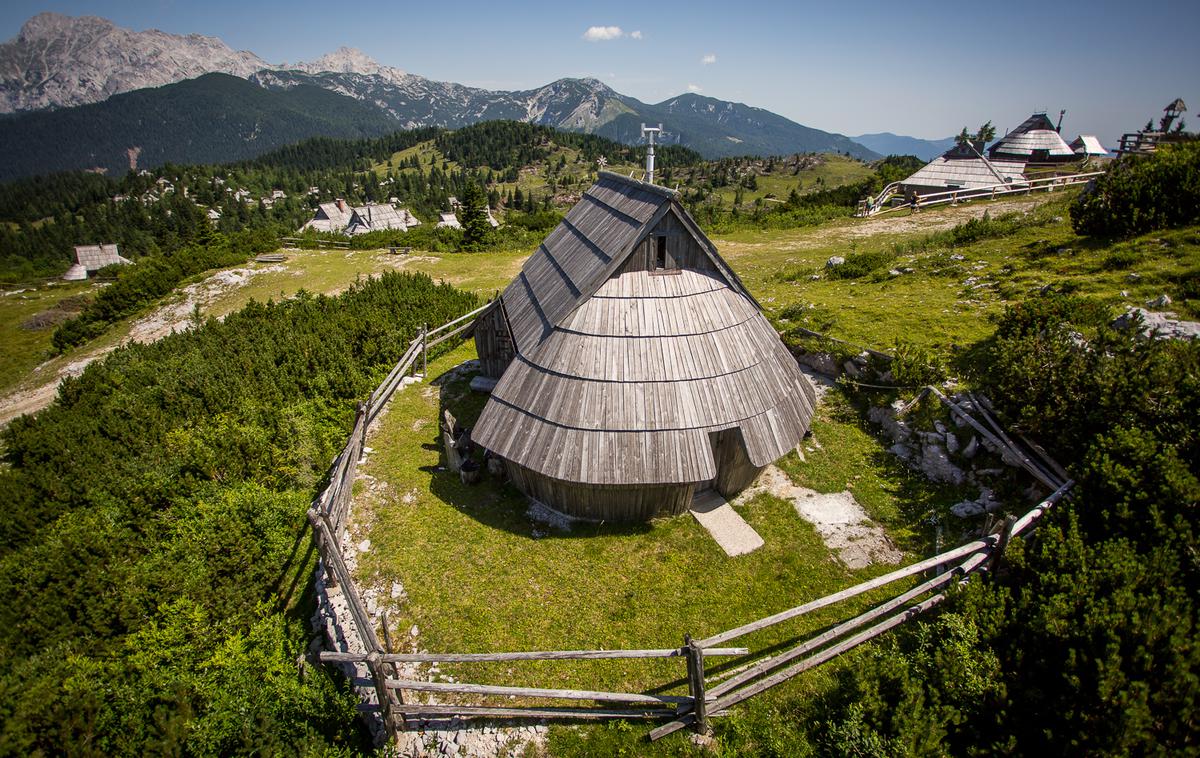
xmin=641 ymin=123 xmax=663 ymax=184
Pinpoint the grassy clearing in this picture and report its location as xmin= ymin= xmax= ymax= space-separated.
xmin=724 ymin=192 xmax=1200 ymax=353
xmin=353 ymin=343 xmax=964 ymax=706
xmin=705 ymin=154 xmax=875 ymax=207
xmin=0 ymin=280 xmax=95 ymax=393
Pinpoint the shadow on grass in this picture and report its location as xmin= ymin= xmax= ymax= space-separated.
xmin=422 ymin=361 xmax=652 ymax=541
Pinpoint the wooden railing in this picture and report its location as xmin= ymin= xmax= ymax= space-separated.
xmin=858 ymin=171 xmax=1104 ymax=217
xmin=307 ymin=299 xmax=494 ymax=732
xmin=308 ymin=304 xmax=1075 ymax=741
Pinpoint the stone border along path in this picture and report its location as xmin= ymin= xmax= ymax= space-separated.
xmin=313 ymin=360 xmax=551 ymax=757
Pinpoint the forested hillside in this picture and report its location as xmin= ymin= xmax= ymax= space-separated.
xmin=0 ymin=120 xmax=893 ymax=283
xmin=0 ymin=73 xmax=398 ymax=180
xmin=0 ymin=270 xmax=479 ymax=754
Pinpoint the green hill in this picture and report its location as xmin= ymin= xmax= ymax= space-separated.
xmin=0 ymin=73 xmax=398 ymax=181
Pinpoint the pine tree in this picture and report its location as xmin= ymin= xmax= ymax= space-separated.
xmin=459 ymin=180 xmax=491 ymax=252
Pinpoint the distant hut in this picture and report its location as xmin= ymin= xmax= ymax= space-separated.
xmin=345 ymin=204 xmax=421 ymax=235
xmin=900 ymin=140 xmax=1026 ymax=197
xmin=436 ymin=212 xmax=462 ymax=229
xmin=988 ymin=113 xmax=1075 ymax=163
xmin=471 ymin=171 xmax=817 ymax=521
xmin=1069 ymin=135 xmax=1108 ymax=156
xmin=63 ymin=243 xmax=131 ymax=281
xmin=301 ymin=199 xmax=353 ymax=233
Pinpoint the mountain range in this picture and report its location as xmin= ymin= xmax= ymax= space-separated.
xmin=0 ymin=12 xmax=919 ymax=178
xmin=850 ymin=133 xmax=957 ymax=162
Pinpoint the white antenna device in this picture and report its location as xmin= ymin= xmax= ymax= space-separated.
xmin=641 ymin=123 xmax=663 ymax=184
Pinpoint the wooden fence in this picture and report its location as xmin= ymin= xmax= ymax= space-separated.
xmin=307 ymin=303 xmax=1074 ymax=741
xmin=857 ymin=170 xmax=1104 ymax=217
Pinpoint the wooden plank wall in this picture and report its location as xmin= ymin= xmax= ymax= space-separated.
xmin=473 ymin=305 xmax=514 ymax=379
xmin=505 ymin=460 xmax=697 ymax=520
xmin=619 ymin=210 xmax=718 ymax=275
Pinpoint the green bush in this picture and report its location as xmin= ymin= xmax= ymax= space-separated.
xmin=788 ymin=293 xmax=1200 ymax=755
xmin=0 ymin=271 xmax=479 ymax=754
xmin=1071 ymin=139 xmax=1200 ymax=238
xmin=825 ymin=249 xmax=895 ymax=280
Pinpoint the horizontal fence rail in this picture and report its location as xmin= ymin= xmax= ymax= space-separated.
xmin=305 ymin=297 xmax=1076 ymax=742
xmin=858 ymin=171 xmax=1104 ymax=217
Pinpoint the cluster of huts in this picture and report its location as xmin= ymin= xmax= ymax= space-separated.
xmin=899 ymin=111 xmax=1108 ymax=197
xmin=302 ymin=199 xmax=423 ymax=236
xmin=302 ymin=199 xmax=501 ymax=236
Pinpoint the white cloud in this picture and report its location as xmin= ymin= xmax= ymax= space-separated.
xmin=701 ymin=53 xmax=717 ymax=65
xmin=687 ymin=83 xmax=702 ymax=93
xmin=583 ymin=26 xmax=624 ymax=41
xmin=630 ymin=30 xmax=643 ymax=40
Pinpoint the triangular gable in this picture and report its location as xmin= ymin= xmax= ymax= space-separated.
xmin=499 ymin=171 xmax=758 ymax=355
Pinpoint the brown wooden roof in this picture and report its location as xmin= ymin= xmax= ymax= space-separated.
xmin=472 ymin=172 xmax=815 ymax=486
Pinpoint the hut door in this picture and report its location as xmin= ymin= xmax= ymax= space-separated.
xmin=707 ymin=428 xmax=757 ymax=498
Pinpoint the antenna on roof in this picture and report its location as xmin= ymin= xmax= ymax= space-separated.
xmin=1056 ymin=109 xmax=1066 ymax=133
xmin=641 ymin=123 xmax=663 ymax=184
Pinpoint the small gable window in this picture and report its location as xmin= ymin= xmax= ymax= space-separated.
xmin=655 ymin=236 xmax=668 ymax=270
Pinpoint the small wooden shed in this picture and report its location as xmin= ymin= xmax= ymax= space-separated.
xmin=471 ymin=171 xmax=817 ymax=521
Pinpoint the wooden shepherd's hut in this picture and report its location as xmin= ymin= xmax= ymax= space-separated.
xmin=471 ymin=171 xmax=817 ymax=521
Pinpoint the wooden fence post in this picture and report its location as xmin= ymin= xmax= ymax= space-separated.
xmin=422 ymin=325 xmax=428 ymax=378
xmin=380 ymin=613 xmax=407 ymax=730
xmin=988 ymin=514 xmax=1018 ymax=576
xmin=684 ymin=635 xmax=709 ymax=733
xmin=367 ymin=650 xmax=398 ymax=738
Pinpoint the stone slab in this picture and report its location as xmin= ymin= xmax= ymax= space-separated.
xmin=690 ymin=490 xmax=765 ymax=557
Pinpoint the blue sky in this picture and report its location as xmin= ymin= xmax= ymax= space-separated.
xmin=4 ymin=0 xmax=1198 ymax=147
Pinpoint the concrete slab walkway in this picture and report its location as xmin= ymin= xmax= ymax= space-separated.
xmin=690 ymin=489 xmax=765 ymax=557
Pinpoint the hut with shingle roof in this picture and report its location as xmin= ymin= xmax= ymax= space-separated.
xmin=471 ymin=171 xmax=816 ymax=521
xmin=63 ymin=243 xmax=131 ymax=281
xmin=988 ymin=113 xmax=1075 ymax=162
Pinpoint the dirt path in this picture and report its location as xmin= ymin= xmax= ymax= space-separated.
xmin=720 ymin=195 xmax=1054 ymax=257
xmin=0 ymin=265 xmax=283 ymax=427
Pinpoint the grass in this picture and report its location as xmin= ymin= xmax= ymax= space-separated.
xmin=722 ymin=193 xmax=1200 ymax=354
xmin=370 ymin=139 xmax=643 ymax=212
xmin=0 ymin=279 xmax=94 ymax=393
xmin=703 ymin=154 xmax=876 ymax=208
xmin=352 ymin=342 xmax=964 ymax=707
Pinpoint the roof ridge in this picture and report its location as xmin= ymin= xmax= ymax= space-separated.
xmin=597 ymin=170 xmax=680 ymax=199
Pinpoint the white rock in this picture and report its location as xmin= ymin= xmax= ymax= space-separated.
xmin=826 ymin=256 xmax=845 ymax=268
xmin=358 ymin=539 xmax=371 ymax=553
xmin=921 ymin=443 xmax=965 ymax=485
xmin=409 ymin=624 xmax=420 ymax=637
xmin=962 ymin=436 xmax=980 ymax=459
xmin=945 ymin=432 xmax=960 ymax=454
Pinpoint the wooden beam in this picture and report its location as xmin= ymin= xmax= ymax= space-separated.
xmin=384 ymin=678 xmax=689 ymax=705
xmin=319 ymin=647 xmax=748 ymax=663
xmin=706 ymin=549 xmax=990 ymax=699
xmin=397 ymin=704 xmax=676 ymax=721
xmin=697 ymin=537 xmax=991 ymax=647
xmin=709 ymin=593 xmax=950 ymax=714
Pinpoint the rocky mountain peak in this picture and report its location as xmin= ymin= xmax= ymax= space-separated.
xmin=289 ymin=46 xmax=411 ymax=86
xmin=0 ymin=12 xmax=271 ymax=113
